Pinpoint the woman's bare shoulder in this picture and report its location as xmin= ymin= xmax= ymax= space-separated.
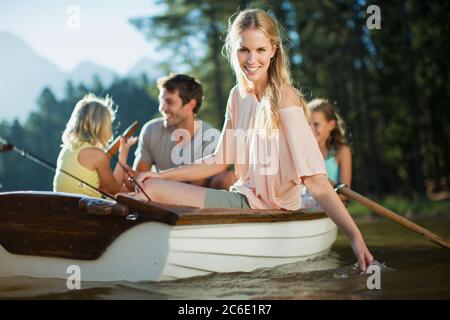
xmin=280 ymin=85 xmax=303 ymax=110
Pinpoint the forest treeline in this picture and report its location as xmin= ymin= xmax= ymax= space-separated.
xmin=1 ymin=0 xmax=448 ymax=198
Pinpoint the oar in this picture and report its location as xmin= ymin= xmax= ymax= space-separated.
xmin=106 ymin=121 xmax=140 ymax=157
xmin=331 ymin=181 xmax=450 ymax=249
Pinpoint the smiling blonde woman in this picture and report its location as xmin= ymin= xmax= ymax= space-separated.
xmin=135 ymin=9 xmax=374 ymax=272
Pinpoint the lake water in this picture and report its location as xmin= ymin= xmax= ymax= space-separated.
xmin=1 ymin=215 xmax=449 ymax=299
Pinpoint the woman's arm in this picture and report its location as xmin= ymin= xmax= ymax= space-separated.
xmin=167 ymin=156 xmax=229 ymax=181
xmin=278 ymin=87 xmax=372 ymax=271
xmin=137 ymin=157 xmax=228 ymax=184
xmin=303 ymin=173 xmax=373 ymax=271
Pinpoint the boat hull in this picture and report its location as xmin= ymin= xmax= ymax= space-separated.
xmin=0 ymin=219 xmax=337 ymax=282
xmin=0 ymin=191 xmax=337 ymax=282
xmin=163 ymin=219 xmax=337 ymax=280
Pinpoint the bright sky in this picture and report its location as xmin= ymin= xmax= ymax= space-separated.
xmin=0 ymin=0 xmax=165 ymax=74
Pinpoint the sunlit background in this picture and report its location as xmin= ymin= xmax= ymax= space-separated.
xmin=0 ymin=1 xmax=449 ymax=210
xmin=0 ymin=0 xmax=171 ymax=120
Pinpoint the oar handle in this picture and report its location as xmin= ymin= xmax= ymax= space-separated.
xmin=335 ymin=184 xmax=450 ymax=249
xmin=106 ymin=121 xmax=140 ymax=157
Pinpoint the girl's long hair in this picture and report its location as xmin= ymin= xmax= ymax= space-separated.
xmin=62 ymin=93 xmax=116 ymax=149
xmin=224 ymin=8 xmax=308 ymax=132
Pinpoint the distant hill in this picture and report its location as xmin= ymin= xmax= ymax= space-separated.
xmin=126 ymin=57 xmax=163 ymax=81
xmin=0 ymin=32 xmax=159 ymax=122
xmin=0 ymin=32 xmax=66 ymax=121
xmin=66 ymin=61 xmax=118 ymax=89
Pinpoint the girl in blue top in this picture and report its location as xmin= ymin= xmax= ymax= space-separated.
xmin=308 ymin=99 xmax=351 ymax=202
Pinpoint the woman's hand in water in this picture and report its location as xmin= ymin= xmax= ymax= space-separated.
xmin=351 ymin=235 xmax=374 ymax=272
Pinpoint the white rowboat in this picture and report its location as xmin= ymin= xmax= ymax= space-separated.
xmin=0 ymin=191 xmax=337 ymax=282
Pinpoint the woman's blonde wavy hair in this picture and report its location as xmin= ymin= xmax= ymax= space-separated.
xmin=224 ymin=8 xmax=307 ymax=132
xmin=62 ymin=93 xmax=116 ymax=149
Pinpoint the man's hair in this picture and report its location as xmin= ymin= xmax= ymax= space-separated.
xmin=157 ymin=73 xmax=204 ymax=114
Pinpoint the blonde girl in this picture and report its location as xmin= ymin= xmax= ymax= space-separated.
xmin=135 ymin=9 xmax=374 ymax=271
xmin=53 ymin=93 xmax=136 ymax=197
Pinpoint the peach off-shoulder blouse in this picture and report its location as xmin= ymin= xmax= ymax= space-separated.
xmin=210 ymin=86 xmax=327 ymax=211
